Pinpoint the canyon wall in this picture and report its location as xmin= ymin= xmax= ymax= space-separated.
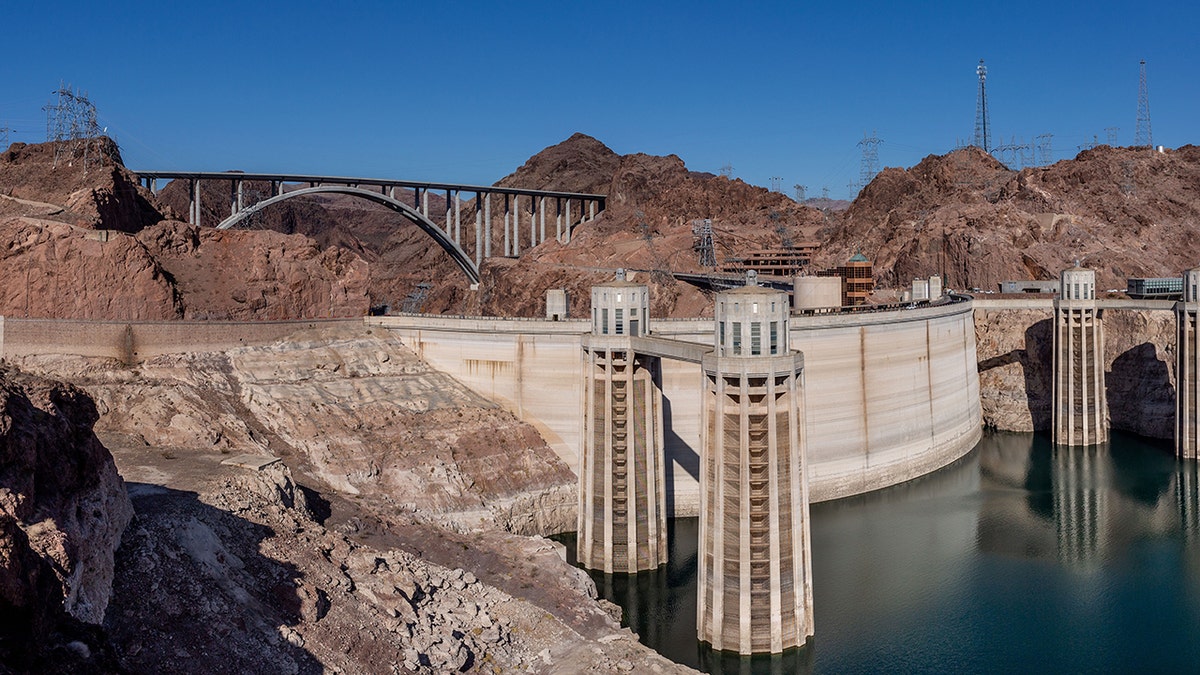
xmin=974 ymin=299 xmax=1176 ymax=439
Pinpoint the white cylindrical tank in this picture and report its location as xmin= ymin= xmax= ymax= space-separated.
xmin=793 ymin=276 xmax=842 ymax=310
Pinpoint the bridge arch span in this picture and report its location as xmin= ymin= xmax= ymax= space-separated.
xmin=216 ymin=185 xmax=480 ymax=284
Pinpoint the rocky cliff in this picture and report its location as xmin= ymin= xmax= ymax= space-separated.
xmin=0 ymin=140 xmax=372 ymax=321
xmin=0 ymin=367 xmax=132 ymax=672
xmin=975 ymin=305 xmax=1176 ymax=439
xmin=832 ymin=145 xmax=1200 ymax=291
xmin=6 ymin=324 xmax=687 ymax=673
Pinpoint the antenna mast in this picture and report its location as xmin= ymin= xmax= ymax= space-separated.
xmin=1135 ymin=59 xmax=1153 ymax=149
xmin=973 ymin=59 xmax=991 ymax=152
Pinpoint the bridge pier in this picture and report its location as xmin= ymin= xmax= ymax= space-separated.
xmin=698 ymin=271 xmax=813 ymax=654
xmin=1052 ymin=264 xmax=1107 ymax=446
xmin=1176 ymin=268 xmax=1200 ymax=459
xmin=484 ymin=193 xmax=492 ymax=258
xmin=579 ymin=270 xmax=667 ymax=573
xmin=190 ymin=178 xmax=201 ymax=227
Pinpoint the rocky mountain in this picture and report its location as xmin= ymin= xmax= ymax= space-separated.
xmin=831 ymin=145 xmax=1200 ymax=291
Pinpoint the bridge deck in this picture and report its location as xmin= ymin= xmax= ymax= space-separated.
xmin=132 ymin=170 xmax=606 ymax=201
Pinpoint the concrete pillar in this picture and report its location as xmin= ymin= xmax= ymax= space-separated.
xmin=454 ymin=190 xmax=461 ymax=245
xmin=698 ymin=271 xmax=813 ymax=654
xmin=150 ymin=178 xmax=157 ymax=194
xmin=579 ymin=270 xmax=666 ymax=573
xmin=513 ymin=194 xmax=521 ymax=257
xmin=191 ymin=179 xmax=201 ymax=227
xmin=539 ymin=197 xmax=546 ymax=245
xmin=565 ymin=200 xmax=573 ymax=244
xmin=422 ymin=189 xmax=430 ymax=219
xmin=590 ymin=199 xmax=597 ymax=221
xmin=445 ymin=189 xmax=453 ymax=236
xmin=475 ymin=192 xmax=483 ymax=268
xmin=1052 ymin=264 xmax=1107 ymax=446
xmin=1176 ymin=268 xmax=1200 ymax=459
xmin=388 ymin=185 xmax=396 ymax=200
xmin=229 ymin=181 xmax=237 ymax=217
xmin=236 ymin=180 xmax=244 ymax=212
xmin=556 ymin=198 xmax=563 ymax=243
xmin=503 ymin=194 xmax=511 ymax=257
xmin=484 ymin=193 xmax=492 ymax=258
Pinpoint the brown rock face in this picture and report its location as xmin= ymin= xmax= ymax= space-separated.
xmin=477 ymin=133 xmax=828 ymax=317
xmin=975 ymin=307 xmax=1176 ymax=439
xmin=0 ymin=366 xmax=132 ymax=671
xmin=0 ymin=217 xmax=183 ymax=319
xmin=831 ymin=145 xmax=1200 ymax=291
xmin=137 ymin=220 xmax=371 ymax=320
xmin=0 ymin=138 xmax=162 ymax=232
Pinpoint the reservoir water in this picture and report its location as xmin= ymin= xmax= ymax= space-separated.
xmin=557 ymin=431 xmax=1200 ymax=673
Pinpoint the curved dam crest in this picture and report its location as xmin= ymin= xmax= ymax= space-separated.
xmin=369 ymin=298 xmax=983 ymax=515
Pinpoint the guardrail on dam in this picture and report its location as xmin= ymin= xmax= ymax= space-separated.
xmin=368 ymin=297 xmax=983 ymax=513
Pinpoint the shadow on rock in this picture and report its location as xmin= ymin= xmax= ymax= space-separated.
xmin=105 ymin=483 xmax=321 ymax=674
xmin=1107 ymin=342 xmax=1175 ymax=439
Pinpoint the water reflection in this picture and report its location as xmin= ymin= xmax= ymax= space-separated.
xmin=558 ymin=432 xmax=1200 ymax=674
xmin=979 ymin=432 xmax=1188 ymax=570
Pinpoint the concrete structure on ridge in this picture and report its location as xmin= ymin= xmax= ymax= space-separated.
xmin=1176 ymin=268 xmax=1200 ymax=459
xmin=697 ymin=271 xmax=813 ymax=654
xmin=1052 ymin=264 xmax=1108 ymax=446
xmin=578 ymin=271 xmax=667 ymax=572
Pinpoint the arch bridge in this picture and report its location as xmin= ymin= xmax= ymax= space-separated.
xmin=133 ymin=171 xmax=607 ymax=284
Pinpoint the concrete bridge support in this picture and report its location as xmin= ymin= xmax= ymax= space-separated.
xmin=1053 ymin=264 xmax=1108 ymax=446
xmin=1176 ymin=268 xmax=1200 ymax=459
xmin=578 ymin=271 xmax=667 ymax=573
xmin=698 ymin=272 xmax=813 ymax=654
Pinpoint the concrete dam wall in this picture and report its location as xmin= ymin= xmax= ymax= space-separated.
xmin=371 ymin=299 xmax=983 ymax=514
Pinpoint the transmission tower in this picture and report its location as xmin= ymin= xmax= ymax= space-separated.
xmin=692 ymin=218 xmax=716 ymax=268
xmin=0 ymin=125 xmax=10 ymax=146
xmin=719 ymin=163 xmax=733 ymax=178
xmin=1035 ymin=133 xmax=1054 ymax=166
xmin=769 ymin=176 xmax=783 ymax=192
xmin=1135 ymin=60 xmax=1153 ymax=149
xmin=793 ymin=184 xmax=806 ymax=202
xmin=973 ymin=59 xmax=991 ymax=152
xmin=858 ymin=131 xmax=883 ymax=190
xmin=821 ymin=186 xmax=830 ymax=200
xmin=1105 ymin=127 xmax=1119 ymax=146
xmin=42 ymin=83 xmax=104 ymax=169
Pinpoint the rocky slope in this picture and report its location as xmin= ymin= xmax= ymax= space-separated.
xmin=8 ymin=324 xmax=688 ymax=673
xmin=0 ymin=140 xmax=371 ymax=320
xmin=0 ymin=138 xmax=161 ymax=233
xmin=0 ymin=367 xmax=132 ymax=673
xmin=831 ymin=145 xmax=1200 ymax=291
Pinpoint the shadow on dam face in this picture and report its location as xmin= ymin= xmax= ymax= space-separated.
xmin=661 ymin=392 xmax=700 ymax=519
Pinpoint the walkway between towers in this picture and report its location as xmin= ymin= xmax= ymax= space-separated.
xmin=133 ymin=170 xmax=607 ymax=285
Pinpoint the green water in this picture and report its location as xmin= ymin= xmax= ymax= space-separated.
xmin=557 ymin=431 xmax=1200 ymax=673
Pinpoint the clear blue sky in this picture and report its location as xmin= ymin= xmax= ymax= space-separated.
xmin=2 ymin=1 xmax=1195 ymax=199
